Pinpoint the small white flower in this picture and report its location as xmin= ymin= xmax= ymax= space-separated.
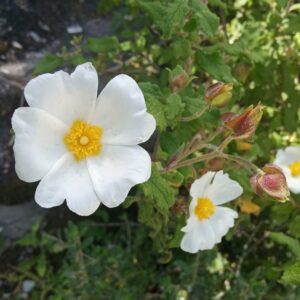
xmin=274 ymin=146 xmax=300 ymax=194
xmin=12 ymin=62 xmax=156 ymax=216
xmin=180 ymin=171 xmax=243 ymax=253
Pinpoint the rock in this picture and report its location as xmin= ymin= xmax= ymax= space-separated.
xmin=67 ymin=24 xmax=83 ymax=34
xmin=83 ymin=17 xmax=112 ymax=37
xmin=22 ymin=280 xmax=35 ymax=293
xmin=0 ymin=201 xmax=46 ymax=244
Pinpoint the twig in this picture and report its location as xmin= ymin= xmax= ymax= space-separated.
xmin=179 ymin=104 xmax=209 ymax=122
xmin=151 ymin=132 xmax=161 ymax=161
xmin=234 ymin=221 xmax=263 ymax=282
xmin=188 ymin=252 xmax=201 ymax=293
xmin=221 ymin=153 xmax=262 ymax=173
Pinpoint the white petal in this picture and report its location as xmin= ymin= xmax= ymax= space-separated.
xmin=190 ymin=171 xmax=215 ymax=198
xmin=209 ymin=207 xmax=238 ymax=243
xmin=281 ymin=167 xmax=300 ymax=194
xmin=35 ymin=154 xmax=101 ymax=216
xmin=91 ymin=74 xmax=156 ymax=145
xmin=274 ymin=146 xmax=300 ymax=166
xmin=273 ymin=165 xmax=300 ymax=194
xmin=87 ymin=145 xmax=151 ymax=208
xmin=206 ymin=171 xmax=243 ymax=205
xmin=24 ymin=62 xmax=98 ymax=125
xmin=288 ymin=179 xmax=300 ymax=194
xmin=181 ymin=214 xmax=198 ymax=233
xmin=180 ymin=220 xmax=216 ymax=253
xmin=12 ymin=107 xmax=68 ymax=183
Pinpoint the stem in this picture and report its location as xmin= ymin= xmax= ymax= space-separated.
xmin=234 ymin=222 xmax=263 ymax=283
xmin=283 ymin=0 xmax=293 ymax=17
xmin=185 ymin=128 xmax=224 ymax=157
xmin=188 ymin=252 xmax=200 ymax=293
xmin=166 ymin=127 xmax=225 ymax=171
xmin=180 ymin=104 xmax=209 ymax=122
xmin=151 ymin=133 xmax=161 ymax=161
xmin=217 ymin=135 xmax=232 ymax=152
xmin=166 ymin=151 xmax=220 ymax=172
xmin=222 ymin=153 xmax=262 ymax=173
xmin=289 ymin=196 xmax=300 ymax=209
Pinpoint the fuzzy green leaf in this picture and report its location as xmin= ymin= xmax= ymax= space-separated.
xmin=190 ymin=0 xmax=219 ymax=37
xmin=163 ymin=0 xmax=189 ymax=38
xmin=281 ymin=260 xmax=300 ymax=285
xmin=34 ymin=54 xmax=63 ymax=75
xmin=85 ymin=36 xmax=119 ymax=53
xmin=142 ymin=165 xmax=176 ymax=211
xmin=166 ymin=94 xmax=185 ymax=121
xmin=196 ymin=50 xmax=234 ymax=82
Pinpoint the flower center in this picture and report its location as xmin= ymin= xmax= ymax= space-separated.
xmin=194 ymin=197 xmax=216 ymax=220
xmin=64 ymin=120 xmax=103 ymax=161
xmin=289 ymin=161 xmax=300 ymax=177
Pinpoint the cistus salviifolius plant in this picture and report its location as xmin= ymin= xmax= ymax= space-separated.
xmin=4 ymin=0 xmax=300 ymax=298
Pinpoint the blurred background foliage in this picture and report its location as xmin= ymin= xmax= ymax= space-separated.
xmin=1 ymin=0 xmax=300 ymax=299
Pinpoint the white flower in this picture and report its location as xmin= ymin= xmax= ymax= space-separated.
xmin=180 ymin=171 xmax=243 ymax=253
xmin=274 ymin=146 xmax=300 ymax=194
xmin=12 ymin=62 xmax=156 ymax=216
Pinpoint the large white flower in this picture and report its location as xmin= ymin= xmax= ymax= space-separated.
xmin=181 ymin=171 xmax=243 ymax=253
xmin=274 ymin=146 xmax=300 ymax=194
xmin=12 ymin=62 xmax=156 ymax=216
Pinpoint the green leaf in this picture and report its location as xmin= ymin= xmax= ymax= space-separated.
xmin=139 ymin=82 xmax=167 ymax=130
xmin=163 ymin=0 xmax=189 ymax=38
xmin=162 ymin=170 xmax=184 ymax=188
xmin=196 ymin=50 xmax=234 ymax=82
xmin=36 ymin=254 xmax=47 ymax=277
xmin=166 ymin=94 xmax=185 ymax=121
xmin=288 ymin=216 xmax=300 ymax=238
xmin=85 ymin=36 xmax=119 ymax=53
xmin=190 ymin=0 xmax=219 ymax=37
xmin=139 ymin=1 xmax=166 ymax=33
xmin=33 ymin=54 xmax=63 ymax=75
xmin=146 ymin=96 xmax=167 ymax=130
xmin=208 ymin=0 xmax=227 ymax=9
xmin=172 ymin=37 xmax=192 ymax=59
xmin=169 ymin=217 xmax=185 ymax=248
xmin=281 ymin=260 xmax=300 ymax=285
xmin=270 ymin=232 xmax=300 ymax=258
xmin=276 ymin=0 xmax=288 ymax=9
xmin=139 ymin=82 xmax=162 ymax=98
xmin=142 ymin=165 xmax=175 ymax=210
xmin=139 ymin=0 xmax=189 ymax=38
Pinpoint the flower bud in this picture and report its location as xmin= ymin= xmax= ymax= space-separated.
xmin=233 ymin=63 xmax=251 ymax=83
xmin=206 ymin=157 xmax=224 ymax=171
xmin=223 ymin=104 xmax=263 ymax=140
xmin=250 ymin=164 xmax=289 ymax=202
xmin=205 ymin=82 xmax=233 ymax=108
xmin=169 ymin=71 xmax=189 ymax=93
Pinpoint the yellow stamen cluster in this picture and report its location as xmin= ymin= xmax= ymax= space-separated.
xmin=289 ymin=161 xmax=300 ymax=177
xmin=194 ymin=197 xmax=216 ymax=220
xmin=64 ymin=120 xmax=103 ymax=161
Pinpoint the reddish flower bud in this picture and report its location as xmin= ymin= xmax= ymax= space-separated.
xmin=205 ymin=82 xmax=233 ymax=108
xmin=250 ymin=164 xmax=289 ymax=202
xmin=169 ymin=71 xmax=189 ymax=93
xmin=206 ymin=157 xmax=224 ymax=171
xmin=223 ymin=104 xmax=263 ymax=140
